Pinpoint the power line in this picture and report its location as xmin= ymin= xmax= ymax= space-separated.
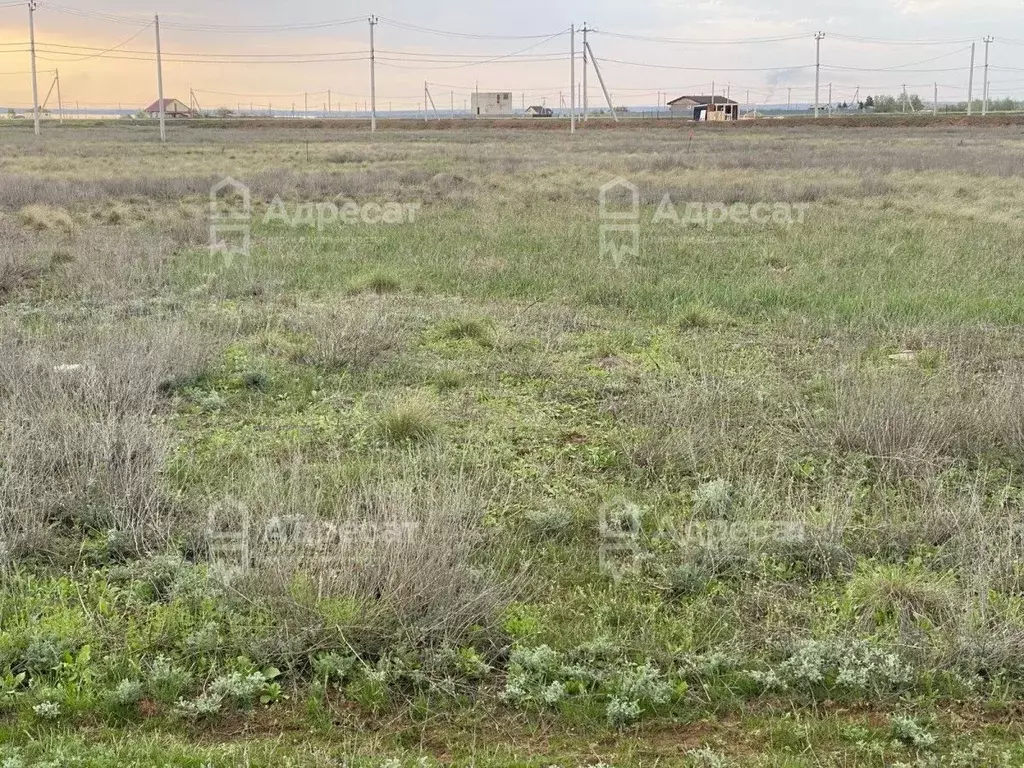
xmin=592 ymin=29 xmax=809 ymax=45
xmin=822 ymin=46 xmax=973 ymax=73
xmin=829 ymin=33 xmax=978 ymax=46
xmin=375 ymin=30 xmax=568 ymax=71
xmin=44 ymin=4 xmax=366 ymax=32
xmin=34 ymin=21 xmax=153 ymax=63
xmin=598 ymin=57 xmax=814 ymax=72
xmin=35 ymin=41 xmax=368 ymax=58
xmin=377 ymin=17 xmax=567 ymax=40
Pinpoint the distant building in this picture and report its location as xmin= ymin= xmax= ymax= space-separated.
xmin=668 ymin=95 xmax=739 ymax=121
xmin=144 ymin=98 xmax=194 ymax=118
xmin=471 ymin=92 xmax=513 ymax=117
xmin=525 ymin=105 xmax=553 ymax=118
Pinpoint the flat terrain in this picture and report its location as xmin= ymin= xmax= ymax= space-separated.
xmin=2 ymin=120 xmax=1024 ymax=766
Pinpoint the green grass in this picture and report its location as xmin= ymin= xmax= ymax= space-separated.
xmin=2 ymin=122 xmax=1024 ymax=764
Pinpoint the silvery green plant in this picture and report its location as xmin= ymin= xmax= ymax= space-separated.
xmin=692 ymin=479 xmax=734 ymax=519
xmin=209 ymin=671 xmax=269 ymax=708
xmin=613 ymin=660 xmax=672 ymax=706
xmin=606 ymin=696 xmax=642 ymax=728
xmin=31 ymin=701 xmax=61 ymax=720
xmin=110 ymin=679 xmax=144 ymax=707
xmin=174 ymin=692 xmax=223 ymax=720
xmin=768 ymin=638 xmax=912 ymax=695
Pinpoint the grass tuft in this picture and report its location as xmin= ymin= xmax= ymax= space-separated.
xmin=439 ymin=316 xmax=495 ymax=347
xmin=375 ymin=395 xmax=439 ymax=444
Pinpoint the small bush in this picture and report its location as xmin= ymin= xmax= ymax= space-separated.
xmin=0 ymin=256 xmax=47 ymax=299
xmin=292 ymin=302 xmax=409 ymax=372
xmin=675 ymin=301 xmax=730 ymax=330
xmin=148 ymin=656 xmax=193 ymax=704
xmin=759 ymin=638 xmax=912 ymax=696
xmin=846 ymin=565 xmax=956 ymax=636
xmin=692 ymin=479 xmax=735 ymax=519
xmin=376 ymin=396 xmax=439 ymax=443
xmin=891 ymin=715 xmax=937 ymax=749
xmin=823 ymin=370 xmax=977 ymax=474
xmin=524 ymin=505 xmax=574 ymax=540
xmin=439 ymin=317 xmax=495 ymax=348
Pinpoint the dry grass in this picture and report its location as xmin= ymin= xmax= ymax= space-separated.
xmin=223 ymin=460 xmax=521 ymax=652
xmin=288 ymin=298 xmax=412 ymax=372
xmin=18 ymin=204 xmax=74 ymax=232
xmin=0 ymin=324 xmax=220 ymax=560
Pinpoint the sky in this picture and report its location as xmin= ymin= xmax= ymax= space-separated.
xmin=1 ymin=0 xmax=1022 ymax=113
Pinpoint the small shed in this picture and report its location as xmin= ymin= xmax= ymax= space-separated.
xmin=144 ymin=98 xmax=193 ymax=118
xmin=470 ymin=92 xmax=513 ymax=116
xmin=668 ymin=95 xmax=739 ymax=121
xmin=525 ymin=105 xmax=553 ymax=117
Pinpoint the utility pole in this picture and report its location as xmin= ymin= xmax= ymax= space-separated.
xmin=28 ymin=0 xmax=40 ymax=136
xmin=967 ymin=42 xmax=976 ymax=116
xmin=901 ymin=84 xmax=907 ymax=113
xmin=155 ymin=13 xmax=166 ymax=142
xmin=369 ymin=15 xmax=378 ymax=132
xmin=933 ymin=82 xmax=938 ymax=116
xmin=570 ymin=24 xmax=576 ymax=134
xmin=327 ymin=90 xmax=331 ymax=116
xmin=582 ymin=22 xmax=589 ymax=122
xmin=982 ymin=35 xmax=993 ymax=115
xmin=814 ymin=32 xmax=825 ymax=118
xmin=828 ymin=83 xmax=832 ymax=116
xmin=55 ymin=68 xmax=62 ymax=122
xmin=424 ymin=82 xmax=428 ymax=122
xmin=586 ymin=41 xmax=617 ymax=122
xmin=787 ymin=87 xmax=791 ymax=113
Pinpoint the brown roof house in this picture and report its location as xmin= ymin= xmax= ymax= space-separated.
xmin=144 ymin=98 xmax=194 ymax=118
xmin=668 ymin=95 xmax=739 ymax=121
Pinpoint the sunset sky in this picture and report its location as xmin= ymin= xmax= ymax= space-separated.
xmin=1 ymin=0 xmax=1022 ymax=113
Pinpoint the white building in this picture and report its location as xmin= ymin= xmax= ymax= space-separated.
xmin=470 ymin=92 xmax=513 ymax=117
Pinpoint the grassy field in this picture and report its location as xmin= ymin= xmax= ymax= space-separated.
xmin=2 ymin=119 xmax=1024 ymax=766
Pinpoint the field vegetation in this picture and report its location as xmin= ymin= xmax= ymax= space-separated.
xmin=1 ymin=119 xmax=1024 ymax=766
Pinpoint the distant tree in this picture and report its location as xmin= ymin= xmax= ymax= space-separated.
xmin=215 ymin=107 xmax=234 ymax=118
xmin=909 ymin=94 xmax=924 ymax=112
xmin=864 ymin=95 xmax=875 ymax=109
xmin=989 ymin=97 xmax=1021 ymax=112
xmin=5 ymin=108 xmax=14 ymax=118
xmin=871 ymin=95 xmax=899 ymax=113
xmin=857 ymin=100 xmax=865 ymax=110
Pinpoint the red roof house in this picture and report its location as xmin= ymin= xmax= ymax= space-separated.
xmin=144 ymin=98 xmax=193 ymax=118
